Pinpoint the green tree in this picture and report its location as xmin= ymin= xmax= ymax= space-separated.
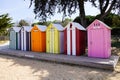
xmin=90 ymin=0 xmax=120 ymax=20
xmin=74 ymin=13 xmax=120 ymax=27
xmin=29 ymin=0 xmax=119 ymax=27
xmin=61 ymin=18 xmax=72 ymax=27
xmin=0 ymin=14 xmax=13 ymax=35
xmin=17 ymin=19 xmax=29 ymax=27
xmin=74 ymin=16 xmax=95 ymax=26
xmin=29 ymin=0 xmax=87 ymax=27
xmin=112 ymin=15 xmax=120 ymax=27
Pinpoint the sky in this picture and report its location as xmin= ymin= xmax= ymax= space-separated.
xmin=0 ymin=0 xmax=99 ymax=23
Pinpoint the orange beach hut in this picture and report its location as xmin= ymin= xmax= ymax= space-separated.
xmin=31 ymin=25 xmax=47 ymax=52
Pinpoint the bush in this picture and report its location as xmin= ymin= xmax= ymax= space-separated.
xmin=111 ymin=28 xmax=120 ymax=35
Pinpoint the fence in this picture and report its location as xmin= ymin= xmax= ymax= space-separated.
xmin=0 ymin=36 xmax=9 ymax=41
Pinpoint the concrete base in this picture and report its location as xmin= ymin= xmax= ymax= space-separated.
xmin=0 ymin=48 xmax=119 ymax=70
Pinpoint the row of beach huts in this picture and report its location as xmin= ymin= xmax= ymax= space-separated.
xmin=9 ymin=19 xmax=111 ymax=58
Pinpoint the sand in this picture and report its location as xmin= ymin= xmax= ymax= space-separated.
xmin=0 ymin=41 xmax=120 ymax=80
xmin=0 ymin=55 xmax=119 ymax=80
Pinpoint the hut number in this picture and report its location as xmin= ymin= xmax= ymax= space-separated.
xmin=93 ymin=23 xmax=100 ymax=29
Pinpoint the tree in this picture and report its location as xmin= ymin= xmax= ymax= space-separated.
xmin=74 ymin=15 xmax=95 ymax=26
xmin=29 ymin=0 xmax=87 ymax=27
xmin=89 ymin=0 xmax=120 ymax=21
xmin=61 ymin=18 xmax=72 ymax=27
xmin=29 ymin=0 xmax=119 ymax=27
xmin=17 ymin=19 xmax=29 ymax=27
xmin=0 ymin=14 xmax=13 ymax=35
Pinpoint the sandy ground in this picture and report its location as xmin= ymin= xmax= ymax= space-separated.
xmin=0 ymin=42 xmax=120 ymax=80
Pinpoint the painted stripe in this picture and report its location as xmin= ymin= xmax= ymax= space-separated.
xmin=21 ymin=31 xmax=24 ymax=50
xmin=29 ymin=33 xmax=30 ymax=51
xmin=72 ymin=27 xmax=76 ymax=56
xmin=67 ymin=27 xmax=71 ymax=55
xmin=49 ymin=30 xmax=51 ymax=53
xmin=52 ymin=29 xmax=54 ymax=53
xmin=24 ymin=31 xmax=26 ymax=51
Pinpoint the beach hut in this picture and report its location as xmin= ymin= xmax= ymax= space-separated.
xmin=87 ymin=19 xmax=111 ymax=58
xmin=20 ymin=26 xmax=32 ymax=51
xmin=46 ymin=23 xmax=64 ymax=54
xmin=31 ymin=25 xmax=46 ymax=52
xmin=9 ymin=27 xmax=21 ymax=50
xmin=64 ymin=22 xmax=86 ymax=56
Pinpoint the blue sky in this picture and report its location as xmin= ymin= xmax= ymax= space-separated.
xmin=0 ymin=0 xmax=99 ymax=23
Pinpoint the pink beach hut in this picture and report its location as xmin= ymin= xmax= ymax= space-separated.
xmin=87 ymin=19 xmax=111 ymax=58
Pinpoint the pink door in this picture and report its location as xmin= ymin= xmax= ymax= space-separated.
xmin=89 ymin=29 xmax=105 ymax=58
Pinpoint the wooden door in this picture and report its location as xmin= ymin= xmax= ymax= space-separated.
xmin=90 ymin=29 xmax=104 ymax=57
xmin=31 ymin=29 xmax=40 ymax=52
xmin=9 ymin=30 xmax=16 ymax=49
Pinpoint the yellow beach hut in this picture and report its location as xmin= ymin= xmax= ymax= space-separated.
xmin=46 ymin=23 xmax=64 ymax=54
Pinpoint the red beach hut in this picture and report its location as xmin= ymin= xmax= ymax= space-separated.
xmin=64 ymin=22 xmax=86 ymax=56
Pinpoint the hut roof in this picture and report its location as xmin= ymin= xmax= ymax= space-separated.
xmin=22 ymin=26 xmax=32 ymax=32
xmin=11 ymin=27 xmax=21 ymax=32
xmin=65 ymin=22 xmax=86 ymax=31
xmin=52 ymin=24 xmax=64 ymax=31
xmin=37 ymin=25 xmax=47 ymax=31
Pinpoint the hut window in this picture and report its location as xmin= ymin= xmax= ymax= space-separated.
xmin=51 ymin=27 xmax=54 ymax=29
xmin=94 ymin=23 xmax=100 ymax=26
xmin=93 ymin=23 xmax=100 ymax=28
xmin=51 ymin=27 xmax=54 ymax=31
xmin=70 ymin=23 xmax=72 ymax=28
xmin=34 ymin=29 xmax=38 ymax=31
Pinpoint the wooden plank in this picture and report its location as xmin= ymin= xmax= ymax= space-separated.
xmin=0 ymin=48 xmax=119 ymax=70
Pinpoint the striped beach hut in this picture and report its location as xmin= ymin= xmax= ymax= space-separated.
xmin=46 ymin=23 xmax=64 ymax=54
xmin=64 ymin=22 xmax=86 ymax=56
xmin=9 ymin=27 xmax=21 ymax=50
xmin=20 ymin=26 xmax=32 ymax=51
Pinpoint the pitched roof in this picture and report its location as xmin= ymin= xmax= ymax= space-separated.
xmin=37 ymin=25 xmax=47 ymax=31
xmin=65 ymin=22 xmax=86 ymax=31
xmin=11 ymin=27 xmax=21 ymax=32
xmin=87 ymin=19 xmax=111 ymax=30
xmin=22 ymin=26 xmax=32 ymax=32
xmin=52 ymin=24 xmax=64 ymax=31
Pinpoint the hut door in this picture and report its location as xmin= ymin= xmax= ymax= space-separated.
xmin=32 ymin=30 xmax=39 ymax=51
xmin=90 ymin=29 xmax=104 ymax=57
xmin=10 ymin=30 xmax=16 ymax=49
